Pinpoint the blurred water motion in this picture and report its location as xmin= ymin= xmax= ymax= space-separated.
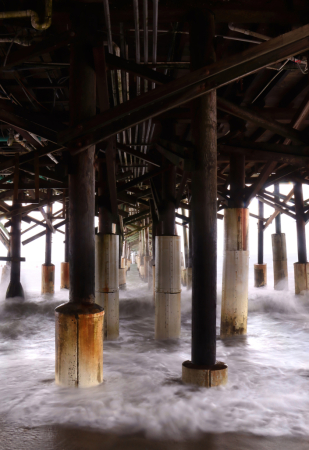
xmin=0 ymin=257 xmax=309 ymax=440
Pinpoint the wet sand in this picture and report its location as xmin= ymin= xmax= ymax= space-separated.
xmin=1 ymin=418 xmax=309 ymax=450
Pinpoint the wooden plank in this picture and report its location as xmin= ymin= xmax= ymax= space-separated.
xmin=58 ymin=24 xmax=309 ymax=152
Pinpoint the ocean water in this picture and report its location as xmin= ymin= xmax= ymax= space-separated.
xmin=1 ymin=256 xmax=309 ymax=440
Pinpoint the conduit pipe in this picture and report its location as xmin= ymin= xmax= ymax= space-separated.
xmin=229 ymin=23 xmax=305 ymax=66
xmin=0 ymin=0 xmax=52 ymax=31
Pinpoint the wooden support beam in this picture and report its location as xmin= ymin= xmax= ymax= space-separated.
xmin=175 ymin=171 xmax=189 ymax=208
xmin=0 ymin=100 xmax=59 ymax=143
xmin=13 ymin=154 xmax=19 ymax=201
xmin=22 ymin=219 xmax=68 ymax=246
xmin=0 ymin=256 xmax=25 ymax=262
xmin=1 ymin=31 xmax=73 ymax=70
xmin=245 ymin=161 xmax=277 ymax=205
xmin=294 ymin=182 xmax=307 ymax=263
xmin=264 ymin=166 xmax=299 ymax=188
xmin=117 ymin=143 xmax=160 ymax=167
xmin=256 ymin=195 xmax=296 ymax=219
xmin=58 ymin=24 xmax=309 ymax=153
xmin=264 ymin=188 xmax=294 ymax=230
xmin=0 ymin=142 xmax=64 ymax=174
xmin=217 ymin=97 xmax=306 ymax=145
xmin=105 ymin=51 xmax=173 ymax=85
xmin=34 ymin=151 xmax=39 ymax=202
xmin=218 ymin=141 xmax=309 ymax=167
xmin=117 ymin=166 xmax=168 ymax=193
xmin=0 ymin=193 xmax=67 ymax=221
xmin=39 ymin=206 xmax=55 ymax=233
xmin=123 ymin=209 xmax=150 ymax=225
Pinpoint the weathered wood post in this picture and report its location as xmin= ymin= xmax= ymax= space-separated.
xmin=182 ymin=9 xmax=227 ymax=387
xmin=42 ymin=189 xmax=55 ymax=294
xmin=149 ymin=199 xmax=157 ymax=294
xmin=271 ymin=183 xmax=288 ymax=289
xmin=95 ymin=155 xmax=119 ymax=339
xmin=254 ymin=200 xmax=267 ymax=287
xmin=55 ymin=21 xmax=104 ymax=387
xmin=182 ymin=208 xmax=189 ymax=287
xmin=294 ymin=182 xmax=309 ymax=294
xmin=144 ymin=217 xmax=151 ymax=282
xmin=187 ymin=213 xmax=192 ymax=289
xmin=60 ymin=189 xmax=69 ymax=289
xmin=155 ymin=161 xmax=181 ymax=339
xmin=220 ymin=152 xmax=249 ymax=337
xmin=6 ymin=196 xmax=24 ymax=299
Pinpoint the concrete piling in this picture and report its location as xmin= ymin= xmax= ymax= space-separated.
xmin=155 ymin=236 xmax=181 ymax=339
xmin=95 ymin=234 xmax=119 ymax=340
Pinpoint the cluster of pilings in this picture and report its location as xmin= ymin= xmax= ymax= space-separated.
xmin=3 ymin=8 xmax=309 ymax=393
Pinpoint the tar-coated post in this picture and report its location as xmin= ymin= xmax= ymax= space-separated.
xmin=161 ymin=160 xmax=176 ymax=236
xmin=274 ymin=183 xmax=281 ymax=234
xmin=64 ymin=190 xmax=69 ymax=263
xmin=229 ymin=153 xmax=245 ymax=208
xmin=6 ymin=195 xmax=24 ymax=298
xmin=294 ymin=182 xmax=307 ymax=264
xmin=98 ymin=160 xmax=113 ymax=234
xmin=258 ymin=200 xmax=264 ymax=265
xmin=190 ymin=9 xmax=217 ymax=366
xmin=68 ymin=34 xmax=96 ymax=304
xmin=55 ymin=16 xmax=104 ymax=388
xmin=45 ymin=189 xmax=52 ymax=266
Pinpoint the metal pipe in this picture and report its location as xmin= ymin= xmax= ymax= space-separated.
xmin=0 ymin=1 xmax=52 ymax=31
xmin=228 ymin=23 xmax=269 ymax=42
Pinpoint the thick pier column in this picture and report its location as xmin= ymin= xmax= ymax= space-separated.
xmin=182 ymin=10 xmax=227 ymax=387
xmin=61 ymin=190 xmax=69 ymax=289
xmin=144 ymin=218 xmax=151 ymax=282
xmin=294 ymin=182 xmax=309 ymax=294
xmin=42 ymin=189 xmax=54 ymax=294
xmin=95 ymin=157 xmax=119 ymax=339
xmin=155 ymin=163 xmax=181 ymax=339
xmin=254 ymin=200 xmax=267 ymax=287
xmin=221 ymin=153 xmax=249 ymax=337
xmin=6 ymin=198 xmax=24 ymax=299
xmin=271 ymin=184 xmax=288 ymax=289
xmin=95 ymin=234 xmax=119 ymax=339
xmin=186 ymin=216 xmax=192 ymax=289
xmin=55 ymin=24 xmax=104 ymax=387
